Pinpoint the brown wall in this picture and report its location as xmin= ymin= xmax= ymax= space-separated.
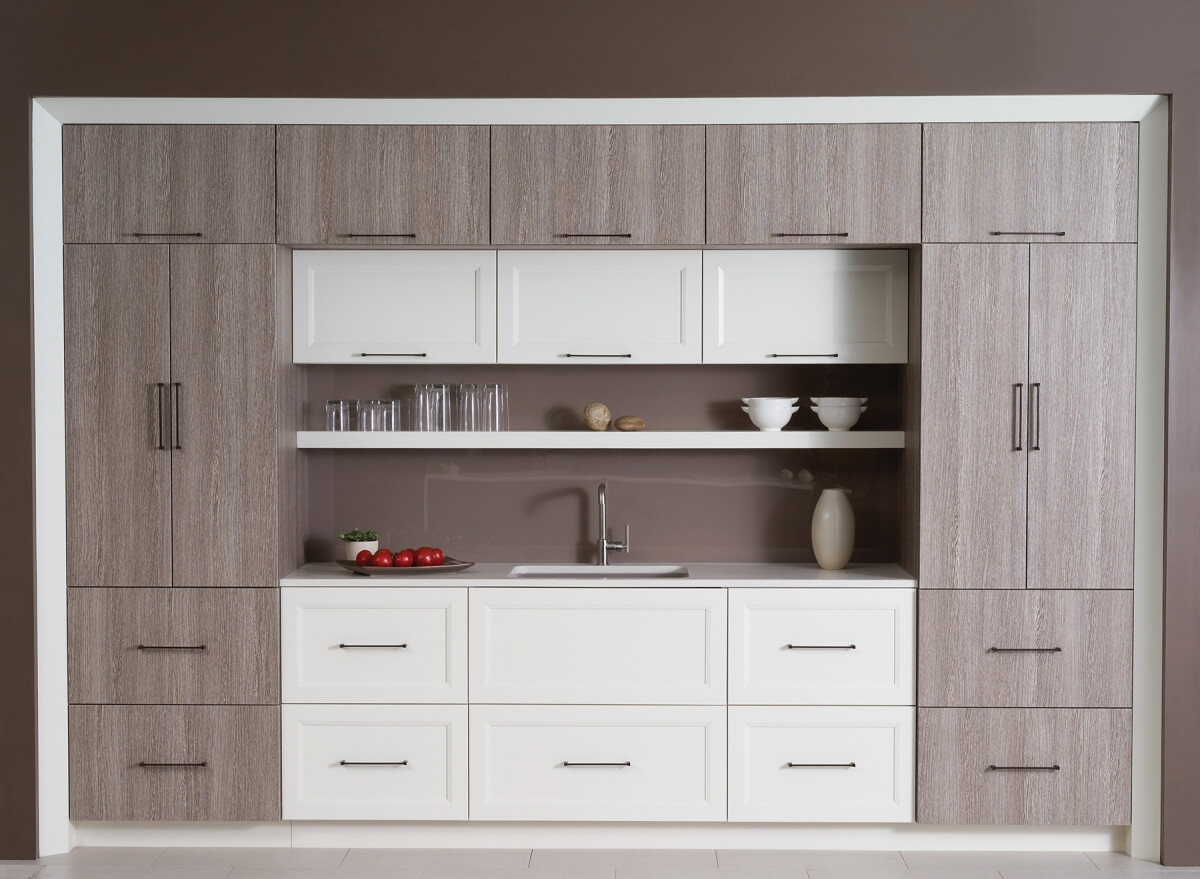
xmin=4 ymin=0 xmax=1199 ymax=863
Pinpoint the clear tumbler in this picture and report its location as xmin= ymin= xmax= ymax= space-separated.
xmin=483 ymin=383 xmax=509 ymax=431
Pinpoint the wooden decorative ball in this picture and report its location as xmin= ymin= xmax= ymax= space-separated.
xmin=614 ymin=415 xmax=645 ymax=432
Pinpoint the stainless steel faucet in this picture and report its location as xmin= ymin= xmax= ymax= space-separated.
xmin=597 ymin=481 xmax=630 ymax=566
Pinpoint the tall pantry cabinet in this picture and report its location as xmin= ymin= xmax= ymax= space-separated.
xmin=61 ymin=125 xmax=296 ymax=821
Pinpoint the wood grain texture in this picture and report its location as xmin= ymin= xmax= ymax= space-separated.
xmin=67 ymin=588 xmax=279 ymax=705
xmin=491 ymin=125 xmax=705 ymax=245
xmin=919 ymin=245 xmax=1028 ymax=589
xmin=276 ymin=125 xmax=489 ymax=244
xmin=1027 ymin=244 xmax=1137 ymax=590
xmin=916 ymin=707 xmax=1131 ymax=825
xmin=65 ymin=245 xmax=172 ymax=588
xmin=170 ymin=246 xmax=278 ymax=588
xmin=275 ymin=246 xmax=306 ymax=579
xmin=68 ymin=704 xmax=280 ymax=821
xmin=706 ymin=123 xmax=921 ymax=243
xmin=901 ymin=246 xmax=921 ymax=577
xmin=923 ymin=123 xmax=1139 ymax=243
xmin=917 ymin=589 xmax=1132 ymax=708
xmin=62 ymin=125 xmax=275 ymax=243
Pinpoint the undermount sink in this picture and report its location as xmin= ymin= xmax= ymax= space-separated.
xmin=509 ymin=564 xmax=690 ymax=579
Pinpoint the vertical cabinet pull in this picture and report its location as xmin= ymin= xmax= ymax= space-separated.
xmin=1012 ymin=383 xmax=1024 ymax=451
xmin=1030 ymin=382 xmax=1041 ymax=450
xmin=155 ymin=382 xmax=166 ymax=450
xmin=171 ymin=382 xmax=182 ymax=450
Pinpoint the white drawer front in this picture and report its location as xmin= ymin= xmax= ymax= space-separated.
xmin=282 ymin=587 xmax=466 ymax=703
xmin=469 ymin=588 xmax=725 ymax=704
xmin=470 ymin=705 xmax=726 ymax=821
xmin=497 ymin=250 xmax=703 ymax=363
xmin=729 ymin=706 xmax=914 ymax=822
xmin=292 ymin=250 xmax=497 ymax=363
xmin=729 ymin=588 xmax=914 ymax=705
xmin=282 ymin=704 xmax=467 ymax=820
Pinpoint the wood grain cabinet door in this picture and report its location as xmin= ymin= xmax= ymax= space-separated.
xmin=923 ymin=123 xmax=1138 ymax=243
xmin=706 ymin=124 xmax=921 ymax=244
xmin=276 ymin=125 xmax=489 ymax=245
xmin=919 ymin=245 xmax=1029 ymax=589
xmin=63 ymin=125 xmax=275 ymax=243
xmin=491 ymin=125 xmax=705 ymax=245
xmin=1027 ymin=244 xmax=1137 ymax=590
xmin=65 ymin=245 xmax=171 ymax=588
xmin=169 ymin=245 xmax=279 ymax=588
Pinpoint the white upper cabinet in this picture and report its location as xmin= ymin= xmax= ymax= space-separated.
xmin=702 ymin=250 xmax=908 ymax=364
xmin=292 ymin=250 xmax=497 ymax=363
xmin=497 ymin=251 xmax=703 ymax=364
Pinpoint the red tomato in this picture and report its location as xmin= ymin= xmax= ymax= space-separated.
xmin=393 ymin=548 xmax=415 ymax=568
xmin=431 ymin=547 xmax=445 ymax=565
xmin=355 ymin=549 xmax=374 ymax=566
xmin=371 ymin=548 xmax=394 ymax=567
xmin=415 ymin=547 xmax=437 ymax=567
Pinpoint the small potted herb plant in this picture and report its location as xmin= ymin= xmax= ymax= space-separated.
xmin=338 ymin=528 xmax=379 ymax=561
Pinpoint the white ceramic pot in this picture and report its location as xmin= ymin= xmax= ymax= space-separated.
xmin=343 ymin=539 xmax=379 ymax=560
xmin=811 ymin=404 xmax=867 ymax=431
xmin=811 ymin=488 xmax=854 ymax=570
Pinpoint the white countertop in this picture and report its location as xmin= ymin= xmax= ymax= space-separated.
xmin=281 ymin=561 xmax=915 ymax=587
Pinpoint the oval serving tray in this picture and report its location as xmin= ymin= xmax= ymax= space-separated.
xmin=335 ymin=557 xmax=474 ymax=576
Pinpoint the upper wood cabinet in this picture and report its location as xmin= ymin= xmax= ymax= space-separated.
xmin=923 ymin=123 xmax=1138 ymax=243
xmin=706 ymin=124 xmax=921 ymax=244
xmin=491 ymin=125 xmax=705 ymax=245
xmin=62 ymin=125 xmax=275 ymax=243
xmin=276 ymin=125 xmax=489 ymax=245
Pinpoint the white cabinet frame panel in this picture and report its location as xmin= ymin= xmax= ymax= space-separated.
xmin=702 ymin=249 xmax=908 ymax=363
xmin=282 ymin=704 xmax=467 ymax=820
xmin=469 ymin=587 xmax=726 ymax=704
xmin=729 ymin=588 xmax=915 ymax=705
xmin=281 ymin=587 xmax=467 ymax=704
xmin=470 ymin=704 xmax=726 ymax=821
xmin=292 ymin=250 xmax=497 ymax=363
xmin=497 ymin=250 xmax=703 ymax=363
xmin=729 ymin=706 xmax=914 ymax=823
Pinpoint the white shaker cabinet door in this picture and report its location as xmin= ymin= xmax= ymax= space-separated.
xmin=497 ymin=250 xmax=703 ymax=363
xmin=702 ymin=249 xmax=908 ymax=363
xmin=292 ymin=250 xmax=497 ymax=363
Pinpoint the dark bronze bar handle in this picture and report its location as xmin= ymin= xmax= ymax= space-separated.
xmin=989 ymin=231 xmax=1067 ymax=237
xmin=554 ymin=233 xmax=633 ymax=238
xmin=1013 ymin=383 xmax=1024 ymax=451
xmin=787 ymin=761 xmax=856 ymax=768
xmin=988 ymin=646 xmax=1062 ymax=653
xmin=769 ymin=353 xmax=839 ymax=358
xmin=137 ymin=644 xmax=207 ymax=651
xmin=131 ymin=232 xmax=203 ymax=238
xmin=342 ymin=233 xmax=417 ymax=239
xmin=1030 ymin=382 xmax=1041 ymax=451
xmin=138 ymin=761 xmax=207 ymax=768
xmin=339 ymin=760 xmax=408 ymax=766
xmin=338 ymin=643 xmax=408 ymax=649
xmin=563 ymin=353 xmax=634 ymax=359
xmin=562 ymin=761 xmax=632 ymax=767
xmin=770 ymin=232 xmax=850 ymax=238
xmin=358 ymin=353 xmax=427 ymax=358
xmin=171 ymin=382 xmax=182 ymax=451
xmin=155 ymin=382 xmax=166 ymax=450
xmin=786 ymin=644 xmax=856 ymax=650
xmin=988 ymin=764 xmax=1060 ymax=771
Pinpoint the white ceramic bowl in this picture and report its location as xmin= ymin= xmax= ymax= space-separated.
xmin=742 ymin=396 xmax=800 ymax=407
xmin=810 ymin=396 xmax=868 ymax=406
xmin=742 ymin=405 xmax=800 ymax=431
xmin=811 ymin=403 xmax=867 ymax=431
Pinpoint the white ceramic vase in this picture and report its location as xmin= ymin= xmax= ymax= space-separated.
xmin=344 ymin=539 xmax=379 ymax=560
xmin=811 ymin=488 xmax=854 ymax=570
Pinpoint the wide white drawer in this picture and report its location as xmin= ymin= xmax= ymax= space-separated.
xmin=469 ymin=588 xmax=725 ymax=704
xmin=281 ymin=587 xmax=466 ymax=703
xmin=729 ymin=706 xmax=914 ymax=822
xmin=282 ymin=704 xmax=467 ymax=820
xmin=470 ymin=705 xmax=726 ymax=821
xmin=729 ymin=588 xmax=914 ymax=705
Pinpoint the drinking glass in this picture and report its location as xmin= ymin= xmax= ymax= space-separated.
xmin=455 ymin=383 xmax=483 ymax=431
xmin=325 ymin=399 xmax=350 ymax=431
xmin=414 ymin=384 xmax=449 ymax=431
xmin=483 ymin=383 xmax=509 ymax=431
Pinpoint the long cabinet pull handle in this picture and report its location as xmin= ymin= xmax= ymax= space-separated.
xmin=769 ymin=353 xmax=839 ymax=359
xmin=342 ymin=233 xmax=417 ymax=239
xmin=339 ymin=760 xmax=408 ymax=766
xmin=553 ymin=233 xmax=633 ymax=239
xmin=358 ymin=353 xmax=427 ymax=358
xmin=1012 ymin=383 xmax=1024 ymax=451
xmin=338 ymin=643 xmax=408 ymax=649
xmin=562 ymin=761 xmax=632 ymax=767
xmin=770 ymin=232 xmax=849 ymax=238
xmin=171 ymin=382 xmax=182 ymax=451
xmin=137 ymin=644 xmax=207 ymax=651
xmin=131 ymin=232 xmax=203 ymax=238
xmin=988 ymin=764 xmax=1060 ymax=771
xmin=786 ymin=644 xmax=856 ymax=650
xmin=989 ymin=231 xmax=1066 ymax=237
xmin=988 ymin=646 xmax=1062 ymax=653
xmin=1030 ymin=382 xmax=1041 ymax=450
xmin=787 ymin=761 xmax=856 ymax=768
xmin=155 ymin=383 xmax=166 ymax=450
xmin=563 ymin=353 xmax=634 ymax=359
xmin=138 ymin=761 xmax=207 ymax=768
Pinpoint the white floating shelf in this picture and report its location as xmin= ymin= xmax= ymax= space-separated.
xmin=296 ymin=430 xmax=905 ymax=450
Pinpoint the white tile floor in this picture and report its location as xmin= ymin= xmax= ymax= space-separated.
xmin=2 ymin=848 xmax=1198 ymax=879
